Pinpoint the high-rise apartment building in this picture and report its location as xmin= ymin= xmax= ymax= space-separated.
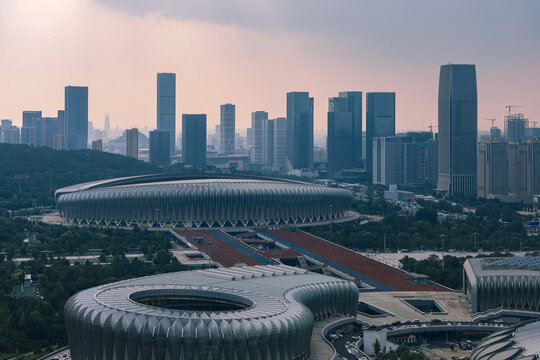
xmin=403 ymin=137 xmax=438 ymax=187
xmin=505 ymin=113 xmax=529 ymax=143
xmin=182 ymin=114 xmax=207 ymax=166
xmin=327 ymin=92 xmax=362 ymax=175
xmin=157 ymin=73 xmax=176 ymax=154
xmin=437 ymin=64 xmax=477 ymax=196
xmin=125 ymin=128 xmax=139 ymax=159
xmin=65 ymin=86 xmax=89 ymax=150
xmin=251 ymin=111 xmax=267 ymax=164
xmin=220 ymin=104 xmax=235 ymax=155
xmin=273 ymin=117 xmax=288 ymax=171
xmin=478 ymin=139 xmax=540 ymax=203
xmin=149 ymin=130 xmax=170 ymax=166
xmin=286 ymin=92 xmax=314 ymax=169
xmin=366 ymin=92 xmax=395 ymax=175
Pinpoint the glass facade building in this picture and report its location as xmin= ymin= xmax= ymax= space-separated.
xmin=286 ymin=92 xmax=314 ymax=170
xmin=157 ymin=73 xmax=176 ymax=154
xmin=65 ymin=86 xmax=88 ymax=150
xmin=220 ymin=104 xmax=235 ymax=155
xmin=437 ymin=64 xmax=477 ymax=196
xmin=182 ymin=114 xmax=207 ymax=166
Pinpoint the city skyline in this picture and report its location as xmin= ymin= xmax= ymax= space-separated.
xmin=0 ymin=0 xmax=538 ymax=133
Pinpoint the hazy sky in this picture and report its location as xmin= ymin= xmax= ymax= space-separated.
xmin=0 ymin=0 xmax=538 ymax=133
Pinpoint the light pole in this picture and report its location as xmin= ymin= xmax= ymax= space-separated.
xmin=208 ymin=240 xmax=212 ymax=267
xmin=440 ymin=234 xmax=446 ymax=274
xmin=329 ymin=204 xmax=333 ymax=233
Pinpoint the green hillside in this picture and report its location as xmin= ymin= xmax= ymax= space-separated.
xmin=0 ymin=144 xmax=160 ymax=210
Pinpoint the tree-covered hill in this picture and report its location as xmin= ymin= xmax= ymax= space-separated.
xmin=0 ymin=144 xmax=160 ymax=210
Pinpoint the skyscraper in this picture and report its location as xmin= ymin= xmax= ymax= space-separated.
xmin=263 ymin=118 xmax=275 ymax=166
xmin=366 ymin=92 xmax=395 ymax=176
xmin=0 ymin=120 xmax=20 ymax=144
xmin=251 ymin=111 xmax=268 ymax=164
xmin=327 ymin=92 xmax=362 ymax=175
xmin=273 ymin=117 xmax=288 ymax=171
xmin=220 ymin=104 xmax=235 ymax=155
xmin=64 ymin=86 xmax=88 ymax=150
xmin=125 ymin=128 xmax=139 ymax=159
xmin=157 ymin=73 xmax=176 ymax=154
xmin=437 ymin=64 xmax=477 ymax=197
xmin=149 ymin=130 xmax=170 ymax=166
xmin=286 ymin=92 xmax=314 ymax=169
xmin=182 ymin=114 xmax=207 ymax=166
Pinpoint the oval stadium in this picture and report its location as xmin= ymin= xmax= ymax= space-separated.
xmin=54 ymin=174 xmax=353 ymax=228
xmin=64 ymin=265 xmax=359 ymax=360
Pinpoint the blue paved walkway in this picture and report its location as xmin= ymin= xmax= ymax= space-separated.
xmin=257 ymin=230 xmax=394 ymax=291
xmin=208 ymin=230 xmax=274 ymax=265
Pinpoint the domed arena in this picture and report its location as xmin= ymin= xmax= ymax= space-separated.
xmin=64 ymin=265 xmax=359 ymax=360
xmin=55 ymin=174 xmax=353 ymax=228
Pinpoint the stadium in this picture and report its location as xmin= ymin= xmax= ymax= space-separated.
xmin=463 ymin=256 xmax=540 ymax=313
xmin=54 ymin=174 xmax=353 ymax=228
xmin=64 ymin=265 xmax=359 ymax=360
xmin=471 ymin=320 xmax=540 ymax=360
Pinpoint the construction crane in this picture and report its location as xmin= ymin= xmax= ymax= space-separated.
xmin=505 ymin=105 xmax=524 ymax=117
xmin=428 ymin=124 xmax=438 ymax=132
xmin=485 ymin=118 xmax=497 ymax=127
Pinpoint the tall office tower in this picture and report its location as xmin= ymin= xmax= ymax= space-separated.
xmin=182 ymin=114 xmax=207 ymax=166
xmin=220 ymin=104 xmax=235 ymax=155
xmin=337 ymin=92 xmax=362 ymax=166
xmin=505 ymin=113 xmax=529 ymax=143
xmin=91 ymin=139 xmax=103 ymax=151
xmin=157 ymin=73 xmax=176 ymax=154
xmin=477 ymin=141 xmax=508 ymax=198
xmin=437 ymin=64 xmax=477 ymax=197
xmin=286 ymin=92 xmax=314 ymax=169
xmin=327 ymin=94 xmax=361 ymax=176
xmin=57 ymin=110 xmax=65 ymax=146
xmin=21 ymin=111 xmax=42 ymax=145
xmin=263 ymin=118 xmax=275 ymax=165
xmin=372 ymin=136 xmax=411 ymax=185
xmin=366 ymin=92 xmax=395 ymax=176
xmin=246 ymin=128 xmax=253 ymax=147
xmin=273 ymin=117 xmax=288 ymax=170
xmin=149 ymin=130 xmax=170 ymax=166
xmin=251 ymin=111 xmax=267 ymax=164
xmin=65 ymin=86 xmax=89 ymax=150
xmin=103 ymin=114 xmax=110 ymax=142
xmin=125 ymin=128 xmax=139 ymax=159
xmin=0 ymin=120 xmax=20 ymax=144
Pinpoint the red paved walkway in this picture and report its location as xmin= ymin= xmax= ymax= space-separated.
xmin=174 ymin=229 xmax=261 ymax=267
xmin=267 ymin=229 xmax=447 ymax=292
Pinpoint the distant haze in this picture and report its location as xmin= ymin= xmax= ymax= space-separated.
xmin=0 ymin=0 xmax=538 ymax=132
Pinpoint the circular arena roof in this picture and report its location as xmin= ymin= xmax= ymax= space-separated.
xmin=471 ymin=320 xmax=540 ymax=360
xmin=65 ymin=265 xmax=359 ymax=360
xmin=55 ymin=174 xmax=352 ymax=228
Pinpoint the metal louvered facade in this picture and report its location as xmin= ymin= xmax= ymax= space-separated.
xmin=55 ymin=174 xmax=352 ymax=228
xmin=464 ymin=257 xmax=540 ymax=313
xmin=64 ymin=265 xmax=359 ymax=360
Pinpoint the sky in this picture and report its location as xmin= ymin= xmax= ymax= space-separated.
xmin=0 ymin=0 xmax=539 ymax=134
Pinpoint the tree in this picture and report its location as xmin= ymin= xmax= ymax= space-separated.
xmin=373 ymin=339 xmax=382 ymax=359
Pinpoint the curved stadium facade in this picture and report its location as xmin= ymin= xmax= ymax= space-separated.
xmin=64 ymin=265 xmax=358 ymax=360
xmin=55 ymin=174 xmax=352 ymax=228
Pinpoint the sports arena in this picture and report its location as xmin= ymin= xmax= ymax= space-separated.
xmin=64 ymin=265 xmax=358 ymax=360
xmin=54 ymin=174 xmax=352 ymax=228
